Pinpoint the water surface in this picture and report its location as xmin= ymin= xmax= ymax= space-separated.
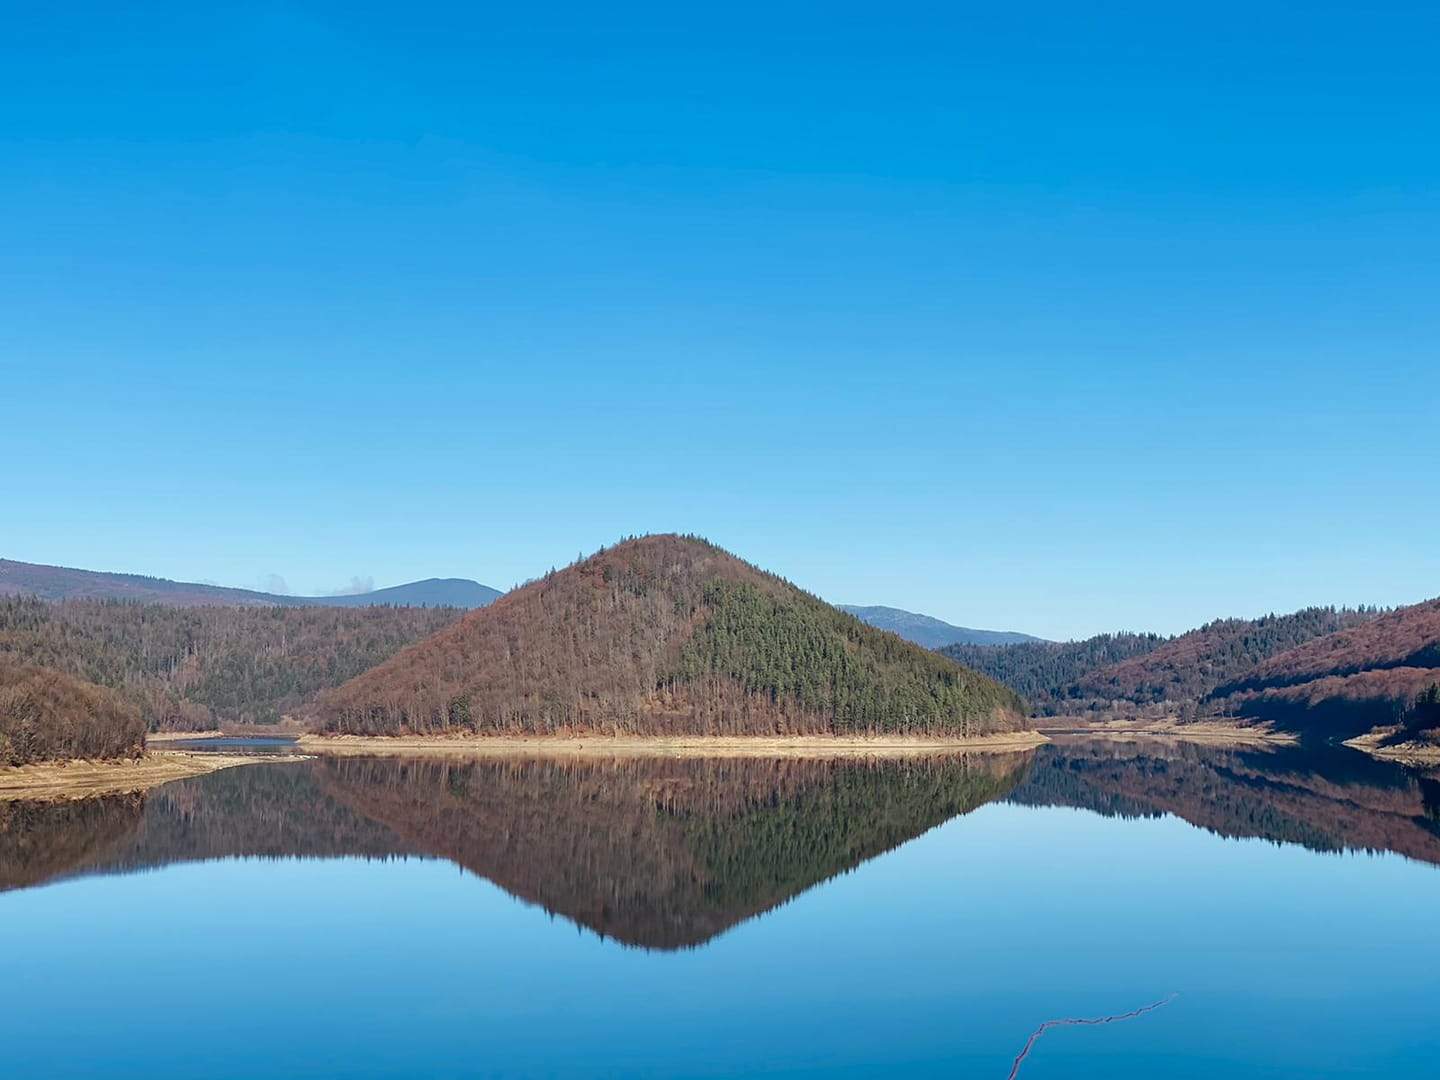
xmin=2 ymin=739 xmax=1436 ymax=1077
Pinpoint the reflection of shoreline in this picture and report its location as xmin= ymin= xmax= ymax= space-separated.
xmin=1012 ymin=738 xmax=1440 ymax=867
xmin=296 ymin=731 xmax=1049 ymax=758
xmin=315 ymin=752 xmax=1032 ymax=949
xmin=0 ymin=752 xmax=295 ymax=802
xmin=1034 ymin=718 xmax=1296 ymax=746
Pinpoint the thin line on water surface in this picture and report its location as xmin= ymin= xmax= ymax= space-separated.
xmin=1006 ymin=993 xmax=1178 ymax=1079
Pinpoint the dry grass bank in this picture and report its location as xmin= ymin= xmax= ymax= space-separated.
xmin=0 ymin=751 xmax=297 ymax=802
xmin=1033 ymin=716 xmax=1297 ymax=746
xmin=1344 ymin=728 xmax=1440 ymax=764
xmin=298 ymin=730 xmax=1049 ymax=760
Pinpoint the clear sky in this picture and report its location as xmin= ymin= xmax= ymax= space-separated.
xmin=3 ymin=3 xmax=1437 ymax=640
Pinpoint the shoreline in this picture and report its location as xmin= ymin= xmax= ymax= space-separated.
xmin=146 ymin=729 xmax=302 ymax=743
xmin=0 ymin=750 xmax=299 ymax=802
xmin=1033 ymin=718 xmax=1297 ymax=746
xmin=296 ymin=730 xmax=1050 ymax=759
xmin=1343 ymin=730 xmax=1440 ymax=765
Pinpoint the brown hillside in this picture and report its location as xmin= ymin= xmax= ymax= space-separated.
xmin=1210 ymin=599 xmax=1440 ymax=736
xmin=1217 ymin=599 xmax=1440 ymax=693
xmin=311 ymin=535 xmax=1027 ymax=738
xmin=1067 ymin=607 xmax=1378 ymax=716
xmin=0 ymin=659 xmax=146 ymax=765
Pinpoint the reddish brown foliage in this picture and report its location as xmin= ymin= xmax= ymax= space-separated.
xmin=0 ymin=660 xmax=146 ymax=764
xmin=1210 ymin=598 xmax=1440 ymax=735
xmin=1219 ymin=598 xmax=1440 ymax=693
xmin=312 ymin=535 xmax=1026 ymax=737
xmin=1068 ymin=607 xmax=1377 ymax=716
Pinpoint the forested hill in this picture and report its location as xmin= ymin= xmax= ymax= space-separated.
xmin=1065 ymin=607 xmax=1381 ymax=716
xmin=0 ymin=559 xmax=500 ymax=609
xmin=837 ymin=606 xmax=1041 ymax=648
xmin=313 ymin=535 xmax=1028 ymax=738
xmin=943 ymin=606 xmax=1382 ymax=719
xmin=1 ymin=659 xmax=145 ymax=765
xmin=0 ymin=598 xmax=463 ymax=730
xmin=1210 ymin=598 xmax=1440 ymax=740
xmin=942 ymin=633 xmax=1167 ymax=713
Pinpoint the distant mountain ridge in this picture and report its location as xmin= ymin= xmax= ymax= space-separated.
xmin=837 ymin=605 xmax=1043 ymax=649
xmin=0 ymin=558 xmax=501 ymax=609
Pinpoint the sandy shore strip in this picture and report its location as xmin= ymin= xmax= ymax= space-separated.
xmin=1033 ymin=717 xmax=1298 ymax=746
xmin=145 ymin=728 xmax=306 ymax=743
xmin=1343 ymin=729 xmax=1440 ymax=764
xmin=297 ymin=730 xmax=1050 ymax=759
xmin=0 ymin=751 xmax=301 ymax=802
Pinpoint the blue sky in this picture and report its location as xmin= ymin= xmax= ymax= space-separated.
xmin=3 ymin=2 xmax=1437 ymax=639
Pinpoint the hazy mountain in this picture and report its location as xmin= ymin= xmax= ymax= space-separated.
xmin=837 ymin=605 xmax=1043 ymax=649
xmin=0 ymin=558 xmax=500 ymax=609
xmin=312 ymin=535 xmax=1028 ymax=738
xmin=305 ymin=579 xmax=501 ymax=608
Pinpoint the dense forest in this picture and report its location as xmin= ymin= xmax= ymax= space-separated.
xmin=0 ymin=659 xmax=146 ymax=765
xmin=1209 ymin=599 xmax=1440 ymax=738
xmin=942 ymin=632 xmax=1167 ymax=712
xmin=314 ymin=535 xmax=1028 ymax=738
xmin=1397 ymin=684 xmax=1440 ymax=745
xmin=0 ymin=597 xmax=462 ymax=730
xmin=943 ymin=607 xmax=1381 ymax=720
xmin=1068 ymin=607 xmax=1381 ymax=715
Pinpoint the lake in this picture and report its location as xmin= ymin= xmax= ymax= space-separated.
xmin=2 ymin=738 xmax=1437 ymax=1078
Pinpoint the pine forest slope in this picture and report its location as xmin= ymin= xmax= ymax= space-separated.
xmin=313 ymin=535 xmax=1028 ymax=738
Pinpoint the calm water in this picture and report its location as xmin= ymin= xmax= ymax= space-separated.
xmin=3 ymin=739 xmax=1438 ymax=1078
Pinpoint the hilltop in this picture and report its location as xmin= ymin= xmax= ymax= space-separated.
xmin=837 ymin=605 xmax=1041 ymax=649
xmin=312 ymin=535 xmax=1028 ymax=738
xmin=0 ymin=558 xmax=501 ymax=609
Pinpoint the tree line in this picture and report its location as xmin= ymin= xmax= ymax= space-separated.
xmin=0 ymin=597 xmax=462 ymax=731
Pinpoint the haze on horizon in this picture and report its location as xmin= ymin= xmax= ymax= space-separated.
xmin=3 ymin=3 xmax=1437 ymax=641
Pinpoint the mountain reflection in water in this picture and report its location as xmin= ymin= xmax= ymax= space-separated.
xmin=3 ymin=739 xmax=1438 ymax=950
